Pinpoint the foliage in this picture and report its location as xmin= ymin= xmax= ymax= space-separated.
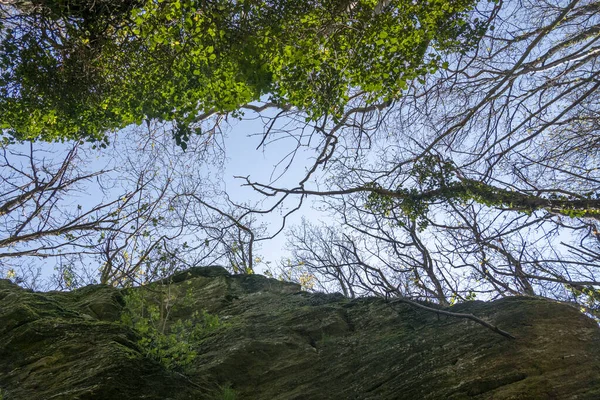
xmin=217 ymin=385 xmax=237 ymax=400
xmin=270 ymin=0 xmax=600 ymax=314
xmin=268 ymin=259 xmax=317 ymax=291
xmin=365 ymin=155 xmax=600 ymax=230
xmin=565 ymin=285 xmax=600 ymax=321
xmin=121 ymin=283 xmax=219 ymax=371
xmin=4 ymin=0 xmax=600 ymax=334
xmin=0 ymin=0 xmax=483 ymax=144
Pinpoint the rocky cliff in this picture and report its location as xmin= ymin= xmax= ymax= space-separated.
xmin=1 ymin=266 xmax=599 ymax=399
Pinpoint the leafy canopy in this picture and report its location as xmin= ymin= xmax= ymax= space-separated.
xmin=0 ymin=0 xmax=483 ymax=144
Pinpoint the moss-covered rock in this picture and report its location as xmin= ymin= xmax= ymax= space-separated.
xmin=1 ymin=270 xmax=599 ymax=399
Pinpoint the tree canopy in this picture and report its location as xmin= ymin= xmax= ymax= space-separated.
xmin=0 ymin=0 xmax=481 ymax=144
xmin=3 ymin=0 xmax=600 ymax=324
xmin=261 ymin=0 xmax=600 ymax=318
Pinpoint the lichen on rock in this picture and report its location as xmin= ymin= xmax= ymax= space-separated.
xmin=1 ymin=269 xmax=599 ymax=399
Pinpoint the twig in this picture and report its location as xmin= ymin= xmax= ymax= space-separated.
xmin=172 ymin=371 xmax=211 ymax=391
xmin=387 ymin=297 xmax=516 ymax=339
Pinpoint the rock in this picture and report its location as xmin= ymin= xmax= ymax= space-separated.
xmin=0 ymin=268 xmax=599 ymax=399
xmin=157 ymin=265 xmax=231 ymax=284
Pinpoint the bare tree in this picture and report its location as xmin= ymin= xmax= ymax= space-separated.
xmin=0 ymin=142 xmax=147 ymax=288
xmin=0 ymin=117 xmax=271 ymax=288
xmin=234 ymin=0 xmax=600 ymax=321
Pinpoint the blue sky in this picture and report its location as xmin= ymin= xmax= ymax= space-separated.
xmin=220 ymin=109 xmax=330 ymax=271
xmin=0 ymin=106 xmax=333 ymax=286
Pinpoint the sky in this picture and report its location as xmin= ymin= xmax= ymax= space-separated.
xmin=0 ymin=105 xmax=332 ymax=286
xmin=220 ymin=111 xmax=324 ymax=268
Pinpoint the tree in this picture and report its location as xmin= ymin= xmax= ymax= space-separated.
xmin=0 ymin=0 xmax=482 ymax=143
xmin=0 ymin=121 xmax=269 ymax=289
xmin=5 ymin=0 xmax=600 ymax=329
xmin=279 ymin=217 xmax=448 ymax=302
xmin=0 ymin=142 xmax=141 ymax=288
xmin=77 ymin=122 xmax=273 ymax=286
xmin=240 ymin=0 xmax=600 ymax=320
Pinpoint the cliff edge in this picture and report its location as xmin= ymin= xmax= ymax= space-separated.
xmin=1 ymin=266 xmax=599 ymax=399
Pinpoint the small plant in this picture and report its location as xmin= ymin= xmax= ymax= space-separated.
xmin=219 ymin=385 xmax=237 ymax=400
xmin=319 ymin=333 xmax=335 ymax=347
xmin=121 ymin=283 xmax=219 ymax=371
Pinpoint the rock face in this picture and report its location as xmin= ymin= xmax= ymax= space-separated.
xmin=1 ymin=266 xmax=600 ymax=399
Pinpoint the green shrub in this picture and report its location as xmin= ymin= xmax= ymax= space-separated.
xmin=121 ymin=285 xmax=219 ymax=371
xmin=219 ymin=385 xmax=237 ymax=400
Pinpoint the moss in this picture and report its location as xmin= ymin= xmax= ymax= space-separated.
xmin=1 ymin=268 xmax=600 ymax=399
